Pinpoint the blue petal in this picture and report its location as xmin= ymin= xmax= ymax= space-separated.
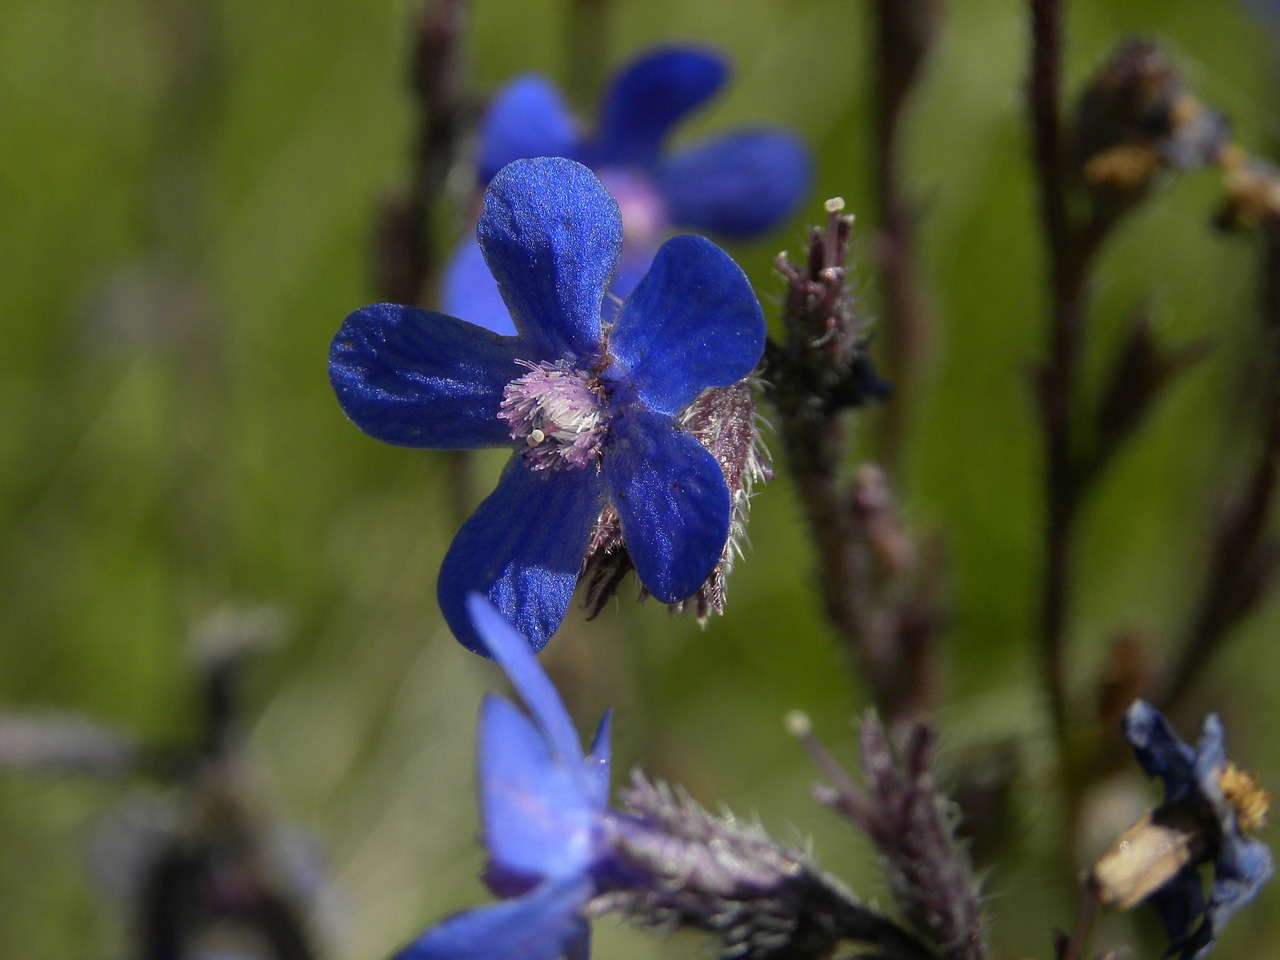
xmin=592 ymin=47 xmax=727 ymax=167
xmin=329 ymin=303 xmax=522 ymax=448
xmin=477 ymin=158 xmax=620 ymax=360
xmin=656 ymin=130 xmax=811 ymax=237
xmin=478 ymin=76 xmax=580 ymax=183
xmin=395 ymin=876 xmax=593 ymax=960
xmin=1146 ymin=868 xmax=1207 ymax=959
xmin=1208 ymin=834 xmax=1274 ymax=929
xmin=467 ymin=594 xmax=585 ymax=766
xmin=603 ymin=408 xmax=731 ymax=603
xmin=584 ymin=708 xmax=612 ymax=805
xmin=442 ymin=237 xmax=517 ymax=336
xmin=478 ymin=695 xmax=600 ymax=882
xmin=1122 ymin=700 xmax=1197 ymax=803
xmin=438 ymin=457 xmax=605 ymax=654
xmin=608 ymin=235 xmax=764 ymax=416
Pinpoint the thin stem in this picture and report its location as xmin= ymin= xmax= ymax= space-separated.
xmin=871 ymin=0 xmax=937 ymax=471
xmin=1028 ymin=0 xmax=1091 ymax=745
xmin=1057 ymin=888 xmax=1100 ymax=960
xmin=1160 ymin=229 xmax=1280 ymax=710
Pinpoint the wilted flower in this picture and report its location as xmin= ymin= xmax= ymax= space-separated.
xmin=330 ymin=157 xmax=764 ymax=654
xmin=1090 ymin=700 xmax=1273 ymax=960
xmin=1072 ymin=39 xmax=1229 ymax=198
xmin=395 ymin=596 xmax=934 ymax=960
xmin=442 ymin=46 xmax=810 ymax=334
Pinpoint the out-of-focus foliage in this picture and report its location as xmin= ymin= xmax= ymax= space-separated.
xmin=1 ymin=0 xmax=1278 ymax=957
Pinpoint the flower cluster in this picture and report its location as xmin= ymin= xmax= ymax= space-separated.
xmin=330 ymin=157 xmax=765 ymax=654
xmin=442 ymin=46 xmax=810 ymax=335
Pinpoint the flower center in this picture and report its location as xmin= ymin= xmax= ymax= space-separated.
xmin=1218 ymin=762 xmax=1271 ymax=834
xmin=596 ymin=167 xmax=670 ymax=252
xmin=499 ymin=360 xmax=608 ymax=472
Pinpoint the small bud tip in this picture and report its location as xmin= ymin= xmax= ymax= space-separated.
xmin=824 ymin=197 xmax=845 ymax=214
xmin=784 ymin=709 xmax=812 ymax=739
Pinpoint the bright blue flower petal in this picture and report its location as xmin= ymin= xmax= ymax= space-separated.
xmin=656 ymin=130 xmax=811 ymax=238
xmin=608 ymin=235 xmax=764 ymax=416
xmin=438 ymin=458 xmax=604 ymax=655
xmin=442 ymin=237 xmax=517 ymax=336
xmin=592 ymin=47 xmax=727 ymax=166
xmin=478 ymin=695 xmax=601 ymax=883
xmin=329 ymin=303 xmax=522 ymax=448
xmin=467 ymin=594 xmax=586 ymax=767
xmin=478 ymin=76 xmax=581 ymax=183
xmin=603 ymin=408 xmax=731 ymax=603
xmin=395 ymin=876 xmax=593 ymax=960
xmin=478 ymin=158 xmax=620 ymax=360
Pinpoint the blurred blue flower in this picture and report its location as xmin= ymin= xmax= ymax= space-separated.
xmin=394 ymin=595 xmax=610 ymax=960
xmin=443 ymin=46 xmax=810 ymax=335
xmin=330 ymin=157 xmax=764 ymax=654
xmin=1116 ymin=700 xmax=1273 ymax=960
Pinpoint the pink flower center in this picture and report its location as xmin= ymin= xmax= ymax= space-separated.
xmin=596 ymin=167 xmax=670 ymax=252
xmin=499 ymin=360 xmax=608 ymax=471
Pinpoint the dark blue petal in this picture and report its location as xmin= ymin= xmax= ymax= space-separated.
xmin=442 ymin=237 xmax=517 ymax=336
xmin=478 ymin=158 xmax=620 ymax=360
xmin=395 ymin=876 xmax=593 ymax=960
xmin=1122 ymin=700 xmax=1197 ymax=803
xmin=603 ymin=408 xmax=730 ymax=603
xmin=468 ymin=595 xmax=585 ymax=766
xmin=656 ymin=130 xmax=811 ymax=237
xmin=329 ymin=303 xmax=522 ymax=448
xmin=1146 ymin=868 xmax=1207 ymax=959
xmin=478 ymin=76 xmax=580 ymax=183
xmin=608 ymin=235 xmax=764 ymax=416
xmin=438 ymin=457 xmax=605 ymax=654
xmin=592 ymin=47 xmax=727 ymax=167
xmin=478 ymin=695 xmax=600 ymax=882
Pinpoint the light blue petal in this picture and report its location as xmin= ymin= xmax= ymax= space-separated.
xmin=478 ymin=696 xmax=600 ymax=881
xmin=478 ymin=76 xmax=580 ymax=183
xmin=442 ymin=237 xmax=518 ymax=336
xmin=329 ymin=303 xmax=522 ymax=448
xmin=467 ymin=595 xmax=585 ymax=766
xmin=603 ymin=408 xmax=731 ymax=603
xmin=608 ymin=235 xmax=764 ymax=416
xmin=477 ymin=158 xmax=620 ymax=360
xmin=584 ymin=708 xmax=612 ymax=805
xmin=656 ymin=130 xmax=811 ymax=237
xmin=438 ymin=457 xmax=604 ymax=654
xmin=592 ymin=47 xmax=727 ymax=166
xmin=395 ymin=876 xmax=593 ymax=960
xmin=1209 ymin=835 xmax=1274 ymax=929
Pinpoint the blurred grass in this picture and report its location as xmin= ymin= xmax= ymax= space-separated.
xmin=2 ymin=0 xmax=1279 ymax=957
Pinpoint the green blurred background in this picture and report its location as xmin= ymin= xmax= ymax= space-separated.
xmin=2 ymin=0 xmax=1279 ymax=956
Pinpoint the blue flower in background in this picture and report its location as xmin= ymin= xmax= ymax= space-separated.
xmin=330 ymin=157 xmax=765 ymax=654
xmin=1107 ymin=700 xmax=1273 ymax=960
xmin=443 ymin=46 xmax=810 ymax=335
xmin=394 ymin=595 xmax=611 ymax=960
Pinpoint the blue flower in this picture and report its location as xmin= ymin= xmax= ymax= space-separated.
xmin=1094 ymin=700 xmax=1274 ymax=960
xmin=329 ymin=157 xmax=765 ymax=654
xmin=442 ymin=46 xmax=810 ymax=335
xmin=394 ymin=595 xmax=611 ymax=960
